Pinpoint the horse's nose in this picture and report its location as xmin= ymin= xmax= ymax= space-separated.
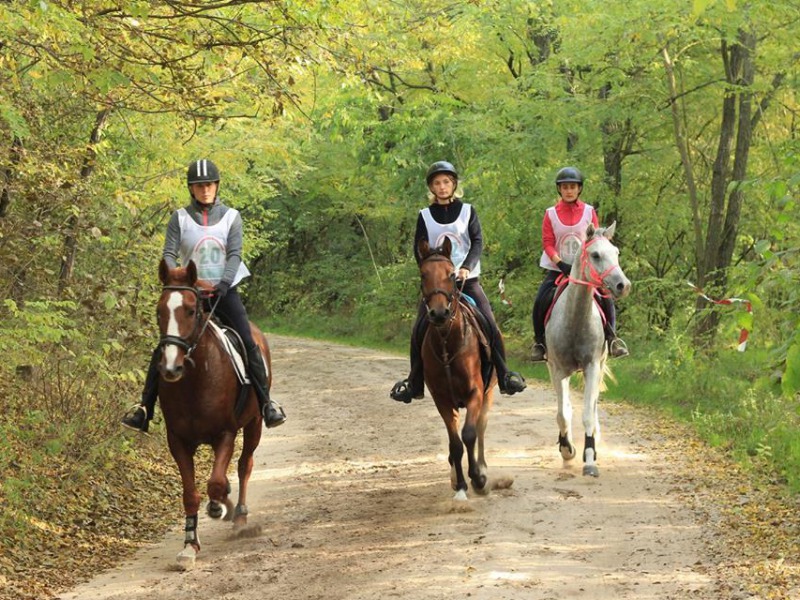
xmin=428 ymin=306 xmax=450 ymax=325
xmin=161 ymin=363 xmax=184 ymax=382
xmin=616 ymin=279 xmax=631 ymax=298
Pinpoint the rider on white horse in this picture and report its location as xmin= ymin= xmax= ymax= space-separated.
xmin=531 ymin=167 xmax=629 ymax=363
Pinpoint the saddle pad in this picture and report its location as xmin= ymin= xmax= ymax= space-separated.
xmin=544 ymin=282 xmax=608 ymax=328
xmin=208 ymin=321 xmax=250 ymax=385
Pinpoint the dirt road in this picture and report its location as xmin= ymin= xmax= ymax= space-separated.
xmin=58 ymin=335 xmax=719 ymax=600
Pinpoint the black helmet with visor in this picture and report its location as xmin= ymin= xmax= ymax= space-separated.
xmin=187 ymin=159 xmax=220 ymax=185
xmin=426 ymin=161 xmax=458 ymax=186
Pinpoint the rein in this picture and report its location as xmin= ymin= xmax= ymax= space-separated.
xmin=420 ymin=253 xmax=472 ymax=401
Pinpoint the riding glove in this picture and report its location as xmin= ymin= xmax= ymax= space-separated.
xmin=557 ymin=261 xmax=572 ymax=277
xmin=214 ymin=280 xmax=230 ymax=298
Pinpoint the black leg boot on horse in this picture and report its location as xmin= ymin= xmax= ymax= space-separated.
xmin=246 ymin=343 xmax=286 ymax=428
xmin=598 ymin=295 xmax=629 ymax=358
xmin=121 ymin=347 xmax=161 ymax=433
xmin=390 ymin=312 xmax=426 ymax=404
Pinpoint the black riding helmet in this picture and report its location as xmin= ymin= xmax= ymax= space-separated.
xmin=187 ymin=159 xmax=221 ymax=185
xmin=555 ymin=166 xmax=583 ymax=188
xmin=426 ymin=161 xmax=458 ymax=186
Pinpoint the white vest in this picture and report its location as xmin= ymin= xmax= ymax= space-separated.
xmin=421 ymin=203 xmax=480 ymax=278
xmin=177 ymin=208 xmax=250 ymax=285
xmin=539 ymin=203 xmax=594 ymax=270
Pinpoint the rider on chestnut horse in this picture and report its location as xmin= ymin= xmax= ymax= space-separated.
xmin=390 ymin=161 xmax=526 ymax=404
xmin=122 ymin=159 xmax=286 ymax=433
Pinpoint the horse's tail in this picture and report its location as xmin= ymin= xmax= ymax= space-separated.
xmin=600 ymin=360 xmax=615 ymax=392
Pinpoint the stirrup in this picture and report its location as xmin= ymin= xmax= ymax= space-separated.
xmin=121 ymin=404 xmax=150 ymax=434
xmin=501 ymin=372 xmax=527 ymax=396
xmin=531 ymin=343 xmax=547 ymax=363
xmin=609 ymin=338 xmax=629 ymax=358
xmin=263 ymin=402 xmax=286 ymax=428
xmin=390 ymin=379 xmax=415 ymax=404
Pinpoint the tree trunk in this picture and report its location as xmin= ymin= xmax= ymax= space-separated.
xmin=57 ymin=107 xmax=111 ymax=296
xmin=693 ymin=28 xmax=756 ymax=341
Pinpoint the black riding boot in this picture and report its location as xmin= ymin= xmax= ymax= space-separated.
xmin=246 ymin=344 xmax=286 ymax=428
xmin=490 ymin=339 xmax=527 ymax=396
xmin=121 ymin=347 xmax=160 ymax=433
xmin=390 ymin=317 xmax=426 ymax=404
xmin=598 ymin=296 xmax=629 ymax=358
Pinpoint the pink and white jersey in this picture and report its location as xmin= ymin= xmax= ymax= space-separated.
xmin=539 ymin=203 xmax=594 ymax=270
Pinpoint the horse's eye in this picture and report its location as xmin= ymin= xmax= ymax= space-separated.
xmin=187 ymin=309 xmax=195 ymax=317
xmin=591 ymin=252 xmax=601 ymax=260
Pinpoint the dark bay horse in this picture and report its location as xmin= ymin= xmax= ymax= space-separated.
xmin=418 ymin=238 xmax=496 ymax=500
xmin=155 ymin=258 xmax=266 ymax=568
xmin=545 ymin=223 xmax=630 ymax=477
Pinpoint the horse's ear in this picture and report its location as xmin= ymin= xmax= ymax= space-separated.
xmin=186 ymin=260 xmax=198 ymax=285
xmin=418 ymin=239 xmax=431 ymax=258
xmin=586 ymin=222 xmax=596 ymax=239
xmin=158 ymin=258 xmax=170 ymax=285
xmin=441 ymin=237 xmax=452 ymax=258
xmin=604 ymin=221 xmax=617 ymax=240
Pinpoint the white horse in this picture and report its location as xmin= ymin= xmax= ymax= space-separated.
xmin=545 ymin=222 xmax=631 ymax=477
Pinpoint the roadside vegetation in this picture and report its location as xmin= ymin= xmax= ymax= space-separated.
xmin=1 ymin=1 xmax=799 ymax=598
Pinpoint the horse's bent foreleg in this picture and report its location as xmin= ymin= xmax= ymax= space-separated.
xmin=234 ymin=417 xmax=263 ymax=527
xmin=207 ymin=434 xmax=236 ymax=520
xmin=436 ymin=404 xmax=466 ymax=499
xmin=581 ymin=362 xmax=603 ymax=477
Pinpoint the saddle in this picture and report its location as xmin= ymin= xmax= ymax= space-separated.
xmin=208 ymin=321 xmax=255 ymax=417
xmin=459 ymin=295 xmax=495 ymax=393
xmin=543 ymin=279 xmax=608 ymax=328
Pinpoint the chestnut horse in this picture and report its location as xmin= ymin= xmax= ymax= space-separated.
xmin=155 ymin=258 xmax=266 ymax=569
xmin=418 ymin=238 xmax=496 ymax=500
xmin=545 ymin=223 xmax=630 ymax=477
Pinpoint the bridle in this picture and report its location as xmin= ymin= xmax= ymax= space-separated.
xmin=420 ymin=254 xmax=461 ymax=327
xmin=158 ymin=285 xmax=220 ymax=361
xmin=561 ymin=236 xmax=621 ymax=298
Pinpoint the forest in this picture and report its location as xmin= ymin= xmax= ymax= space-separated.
xmin=1 ymin=0 xmax=799 ymax=596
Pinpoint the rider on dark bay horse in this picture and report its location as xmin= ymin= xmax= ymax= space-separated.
xmin=530 ymin=166 xmax=629 ymax=363
xmin=390 ymin=160 xmax=527 ymax=404
xmin=122 ymin=159 xmax=286 ymax=432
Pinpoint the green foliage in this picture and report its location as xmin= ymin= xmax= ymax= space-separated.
xmin=1 ymin=4 xmax=800 ymax=583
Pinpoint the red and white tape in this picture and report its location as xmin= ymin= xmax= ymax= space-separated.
xmin=499 ymin=278 xmax=512 ymax=306
xmin=687 ymin=282 xmax=752 ymax=352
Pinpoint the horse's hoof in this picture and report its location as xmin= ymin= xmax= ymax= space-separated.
xmin=175 ymin=545 xmax=197 ymax=570
xmin=471 ymin=474 xmax=488 ymax=493
xmin=207 ymin=500 xmax=227 ymax=520
xmin=582 ymin=464 xmax=600 ymax=477
xmin=560 ymin=444 xmax=576 ymax=461
xmin=453 ymin=489 xmax=468 ymax=501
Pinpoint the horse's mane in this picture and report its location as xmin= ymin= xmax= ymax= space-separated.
xmin=162 ymin=265 xmax=214 ymax=294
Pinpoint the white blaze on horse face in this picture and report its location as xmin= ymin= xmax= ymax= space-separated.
xmin=163 ymin=291 xmax=185 ymax=368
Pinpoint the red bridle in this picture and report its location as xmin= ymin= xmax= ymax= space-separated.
xmin=559 ymin=237 xmax=621 ymax=298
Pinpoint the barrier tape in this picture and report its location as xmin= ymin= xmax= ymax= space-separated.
xmin=499 ymin=278 xmax=512 ymax=306
xmin=687 ymin=281 xmax=752 ymax=352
